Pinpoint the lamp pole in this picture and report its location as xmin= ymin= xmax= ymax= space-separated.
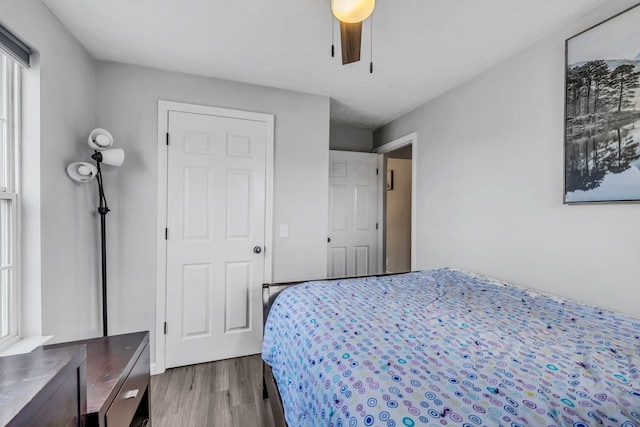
xmin=67 ymin=129 xmax=123 ymax=338
xmin=92 ymin=152 xmax=110 ymax=337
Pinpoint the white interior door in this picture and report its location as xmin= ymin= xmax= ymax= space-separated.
xmin=166 ymin=110 xmax=266 ymax=368
xmin=328 ymin=150 xmax=379 ymax=278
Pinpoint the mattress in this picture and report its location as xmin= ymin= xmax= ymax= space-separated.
xmin=261 ymin=269 xmax=640 ymax=427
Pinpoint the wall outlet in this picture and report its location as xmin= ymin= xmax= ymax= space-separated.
xmin=280 ymin=224 xmax=289 ymax=238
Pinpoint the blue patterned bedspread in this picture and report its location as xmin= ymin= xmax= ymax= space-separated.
xmin=262 ymin=269 xmax=640 ymax=427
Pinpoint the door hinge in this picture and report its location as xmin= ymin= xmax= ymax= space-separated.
xmin=376 ymin=168 xmax=379 ymax=175
xmin=166 ymin=132 xmax=169 ymax=145
xmin=165 ymin=228 xmax=168 ymax=240
xmin=164 ymin=322 xmax=167 ymax=334
xmin=376 ymin=223 xmax=379 ymax=230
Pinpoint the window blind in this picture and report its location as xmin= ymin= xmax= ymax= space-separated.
xmin=0 ymin=24 xmax=31 ymax=68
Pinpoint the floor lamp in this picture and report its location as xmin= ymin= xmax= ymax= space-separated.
xmin=67 ymin=128 xmax=125 ymax=336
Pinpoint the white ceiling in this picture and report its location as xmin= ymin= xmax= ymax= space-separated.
xmin=41 ymin=0 xmax=607 ymax=129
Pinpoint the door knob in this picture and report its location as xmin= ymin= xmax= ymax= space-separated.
xmin=253 ymin=246 xmax=262 ymax=254
xmin=327 ymin=237 xmax=331 ymax=243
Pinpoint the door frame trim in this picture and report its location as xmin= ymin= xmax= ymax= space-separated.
xmin=154 ymin=100 xmax=274 ymax=374
xmin=373 ymin=132 xmax=417 ymax=271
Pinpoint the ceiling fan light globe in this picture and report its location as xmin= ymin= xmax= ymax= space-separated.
xmin=332 ymin=0 xmax=375 ymax=23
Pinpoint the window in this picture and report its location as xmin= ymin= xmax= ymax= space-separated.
xmin=0 ymin=53 xmax=19 ymax=347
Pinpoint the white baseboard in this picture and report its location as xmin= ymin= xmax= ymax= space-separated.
xmin=150 ymin=362 xmax=165 ymax=376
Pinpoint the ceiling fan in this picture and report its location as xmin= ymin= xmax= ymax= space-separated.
xmin=332 ymin=0 xmax=375 ymax=68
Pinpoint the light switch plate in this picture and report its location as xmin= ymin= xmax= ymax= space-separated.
xmin=280 ymin=224 xmax=289 ymax=238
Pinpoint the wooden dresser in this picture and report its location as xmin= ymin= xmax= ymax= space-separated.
xmin=45 ymin=331 xmax=151 ymax=427
xmin=0 ymin=345 xmax=87 ymax=427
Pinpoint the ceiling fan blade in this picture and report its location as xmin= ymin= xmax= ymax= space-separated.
xmin=340 ymin=21 xmax=362 ymax=64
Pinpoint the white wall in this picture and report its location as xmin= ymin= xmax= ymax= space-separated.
xmin=330 ymin=126 xmax=373 ymax=152
xmin=386 ymin=158 xmax=411 ymax=273
xmin=94 ymin=61 xmax=330 ymax=362
xmin=374 ymin=0 xmax=640 ymax=318
xmin=0 ymin=0 xmax=99 ymax=341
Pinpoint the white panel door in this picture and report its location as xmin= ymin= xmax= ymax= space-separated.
xmin=166 ymin=110 xmax=266 ymax=368
xmin=328 ymin=151 xmax=379 ymax=278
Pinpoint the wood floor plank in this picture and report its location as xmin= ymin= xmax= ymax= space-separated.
xmin=151 ymin=355 xmax=276 ymax=427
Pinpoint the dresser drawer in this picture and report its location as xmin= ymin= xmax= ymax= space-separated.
xmin=23 ymin=372 xmax=82 ymax=427
xmin=105 ymin=344 xmax=149 ymax=427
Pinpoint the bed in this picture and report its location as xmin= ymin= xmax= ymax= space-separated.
xmin=261 ymin=269 xmax=640 ymax=427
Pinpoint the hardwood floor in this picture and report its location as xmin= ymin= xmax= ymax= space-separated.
xmin=151 ymin=355 xmax=276 ymax=427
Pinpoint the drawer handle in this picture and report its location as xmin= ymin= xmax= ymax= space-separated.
xmin=123 ymin=389 xmax=139 ymax=400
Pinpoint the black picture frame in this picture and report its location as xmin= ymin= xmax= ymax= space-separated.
xmin=564 ymin=3 xmax=640 ymax=203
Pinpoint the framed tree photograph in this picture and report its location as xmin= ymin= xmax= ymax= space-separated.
xmin=564 ymin=4 xmax=640 ymax=203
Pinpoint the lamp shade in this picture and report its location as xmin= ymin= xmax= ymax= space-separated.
xmin=88 ymin=128 xmax=114 ymax=151
xmin=332 ymin=0 xmax=375 ymax=23
xmin=67 ymin=162 xmax=97 ymax=182
xmin=99 ymin=148 xmax=125 ymax=167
